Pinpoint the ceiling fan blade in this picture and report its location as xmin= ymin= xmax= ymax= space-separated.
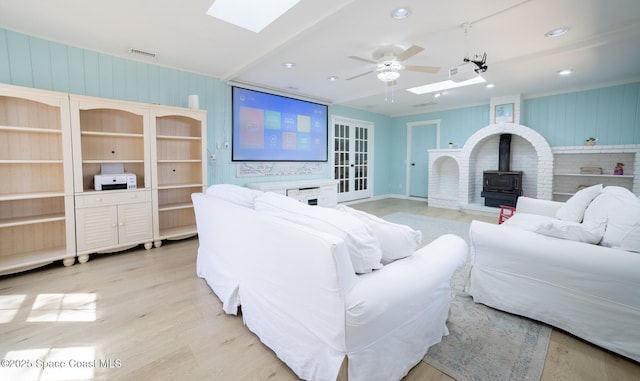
xmin=396 ymin=45 xmax=424 ymax=61
xmin=405 ymin=65 xmax=440 ymax=74
xmin=348 ymin=55 xmax=378 ymax=64
xmin=346 ymin=70 xmax=374 ymax=80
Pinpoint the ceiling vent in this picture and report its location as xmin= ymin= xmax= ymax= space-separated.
xmin=129 ymin=48 xmax=157 ymax=59
xmin=412 ymin=102 xmax=437 ymax=108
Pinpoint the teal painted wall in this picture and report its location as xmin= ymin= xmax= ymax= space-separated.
xmin=522 ymin=84 xmax=640 ymax=146
xmin=389 ymin=105 xmax=490 ymax=195
xmin=2 ymin=28 xmax=639 ymax=198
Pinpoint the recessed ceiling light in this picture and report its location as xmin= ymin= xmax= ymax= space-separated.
xmin=486 ymin=83 xmax=495 ymax=88
xmin=545 ymin=27 xmax=569 ymax=37
xmin=282 ymin=62 xmax=296 ymax=69
xmin=558 ymin=68 xmax=573 ymax=76
xmin=391 ymin=7 xmax=411 ymax=20
xmin=327 ymin=76 xmax=339 ymax=81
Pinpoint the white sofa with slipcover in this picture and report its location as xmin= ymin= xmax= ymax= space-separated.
xmin=468 ymin=185 xmax=640 ymax=362
xmin=191 ymin=184 xmax=468 ymax=381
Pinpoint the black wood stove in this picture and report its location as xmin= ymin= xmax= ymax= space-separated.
xmin=480 ymin=134 xmax=523 ymax=207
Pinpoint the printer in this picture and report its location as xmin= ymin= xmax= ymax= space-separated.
xmin=94 ymin=163 xmax=137 ymax=191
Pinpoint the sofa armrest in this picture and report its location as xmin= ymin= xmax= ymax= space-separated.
xmin=515 ymin=196 xmax=564 ymax=217
xmin=344 ymin=234 xmax=467 ymax=350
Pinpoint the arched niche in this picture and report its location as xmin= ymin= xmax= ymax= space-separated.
xmin=458 ymin=123 xmax=554 ymax=205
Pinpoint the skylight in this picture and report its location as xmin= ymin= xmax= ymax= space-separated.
xmin=206 ymin=0 xmax=300 ymax=33
xmin=407 ymin=76 xmax=486 ymax=95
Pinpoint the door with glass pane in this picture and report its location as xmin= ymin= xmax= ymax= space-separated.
xmin=333 ymin=117 xmax=373 ymax=202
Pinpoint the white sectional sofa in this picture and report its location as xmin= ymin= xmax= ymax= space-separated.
xmin=192 ymin=184 xmax=468 ymax=381
xmin=469 ymin=185 xmax=640 ymax=362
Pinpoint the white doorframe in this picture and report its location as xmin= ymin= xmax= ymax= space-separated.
xmin=331 ymin=115 xmax=375 ymax=202
xmin=405 ymin=119 xmax=440 ymax=197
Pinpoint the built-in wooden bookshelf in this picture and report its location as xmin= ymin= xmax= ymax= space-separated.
xmin=2 ymin=85 xmax=207 ymax=273
xmin=150 ymin=107 xmax=207 ymax=247
xmin=0 ymin=84 xmax=76 ymax=275
xmin=70 ymin=95 xmax=153 ymax=262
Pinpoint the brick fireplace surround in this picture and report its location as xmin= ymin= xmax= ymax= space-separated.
xmin=428 ymin=123 xmax=554 ymax=213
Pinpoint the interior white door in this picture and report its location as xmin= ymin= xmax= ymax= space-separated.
xmin=333 ymin=117 xmax=373 ymax=203
xmin=408 ymin=121 xmax=438 ymax=198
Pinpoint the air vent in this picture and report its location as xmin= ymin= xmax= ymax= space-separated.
xmin=412 ymin=102 xmax=437 ymax=108
xmin=129 ymin=48 xmax=157 ymax=58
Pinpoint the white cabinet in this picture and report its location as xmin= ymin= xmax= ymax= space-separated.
xmin=247 ymin=179 xmax=338 ymax=207
xmin=75 ymin=190 xmax=153 ymax=261
xmin=2 ymin=85 xmax=207 ymax=273
xmin=552 ymin=145 xmax=639 ymax=201
xmin=70 ymin=95 xmax=153 ymax=261
xmin=0 ymin=84 xmax=76 ymax=275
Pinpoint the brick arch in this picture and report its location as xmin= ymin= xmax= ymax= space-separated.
xmin=458 ymin=123 xmax=553 ymax=203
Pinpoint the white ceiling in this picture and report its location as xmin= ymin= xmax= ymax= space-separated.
xmin=1 ymin=0 xmax=640 ymax=116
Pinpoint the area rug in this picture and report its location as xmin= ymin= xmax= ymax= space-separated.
xmin=383 ymin=213 xmax=552 ymax=381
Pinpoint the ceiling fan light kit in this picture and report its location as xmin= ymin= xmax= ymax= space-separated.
xmin=377 ymin=69 xmax=401 ymax=82
xmin=347 ymin=44 xmax=440 ymax=84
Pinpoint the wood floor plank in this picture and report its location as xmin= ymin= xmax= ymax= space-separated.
xmin=1 ymin=199 xmax=638 ymax=380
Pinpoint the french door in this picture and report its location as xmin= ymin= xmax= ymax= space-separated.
xmin=332 ymin=117 xmax=373 ymax=202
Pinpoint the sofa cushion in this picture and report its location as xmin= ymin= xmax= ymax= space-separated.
xmin=255 ymin=192 xmax=383 ymax=273
xmin=555 ymin=184 xmax=602 ymax=222
xmin=336 ymin=204 xmax=422 ymax=264
xmin=533 ymin=218 xmax=607 ymax=244
xmin=583 ymin=186 xmax=640 ymax=252
xmin=206 ymin=184 xmax=263 ymax=209
xmin=501 ymin=213 xmax=556 ymax=230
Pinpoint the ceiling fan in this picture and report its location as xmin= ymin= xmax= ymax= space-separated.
xmin=346 ymin=44 xmax=440 ymax=84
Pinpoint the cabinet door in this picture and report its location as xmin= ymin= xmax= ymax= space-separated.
xmin=76 ymin=206 xmax=118 ymax=251
xmin=117 ymin=203 xmax=153 ymax=244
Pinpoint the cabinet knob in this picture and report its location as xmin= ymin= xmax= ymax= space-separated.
xmin=111 ymin=224 xmax=117 ymax=228
xmin=95 ymin=197 xmax=102 ymax=202
xmin=130 ymin=194 xmax=137 ymax=199
xmin=119 ymin=222 xmax=124 ymax=227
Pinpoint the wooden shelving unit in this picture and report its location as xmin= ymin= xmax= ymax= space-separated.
xmin=2 ymin=85 xmax=207 ymax=273
xmin=150 ymin=107 xmax=207 ymax=247
xmin=70 ymin=95 xmax=153 ymax=262
xmin=0 ymin=84 xmax=76 ymax=275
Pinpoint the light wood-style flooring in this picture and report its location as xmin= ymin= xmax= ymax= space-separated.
xmin=0 ymin=198 xmax=638 ymax=380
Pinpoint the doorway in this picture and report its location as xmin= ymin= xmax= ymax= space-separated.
xmin=332 ymin=116 xmax=373 ymax=202
xmin=406 ymin=120 xmax=440 ymax=198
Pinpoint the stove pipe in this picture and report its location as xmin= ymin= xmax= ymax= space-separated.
xmin=498 ymin=134 xmax=511 ymax=172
